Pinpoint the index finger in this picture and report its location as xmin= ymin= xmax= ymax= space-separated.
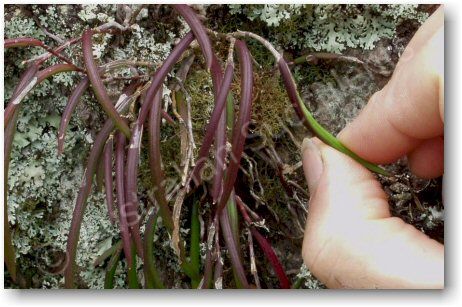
xmin=338 ymin=6 xmax=444 ymax=164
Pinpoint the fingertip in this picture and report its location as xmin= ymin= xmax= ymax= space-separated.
xmin=307 ymin=142 xmax=391 ymax=222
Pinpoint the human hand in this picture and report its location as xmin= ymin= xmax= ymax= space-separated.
xmin=300 ymin=6 xmax=444 ymax=289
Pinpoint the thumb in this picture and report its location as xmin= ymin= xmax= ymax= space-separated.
xmin=300 ymin=138 xmax=444 ymax=289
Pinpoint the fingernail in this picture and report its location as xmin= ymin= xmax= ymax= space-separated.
xmin=301 ymin=138 xmax=323 ymax=193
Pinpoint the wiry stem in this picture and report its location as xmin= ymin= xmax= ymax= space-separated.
xmin=236 ymin=195 xmax=290 ymax=289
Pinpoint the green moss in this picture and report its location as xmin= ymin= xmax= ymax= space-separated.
xmin=185 ymin=68 xmax=215 ymax=142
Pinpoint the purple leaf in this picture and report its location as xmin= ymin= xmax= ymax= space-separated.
xmin=103 ymin=137 xmax=116 ymax=224
xmin=82 ymin=29 xmax=131 ymax=138
xmin=58 ymin=78 xmax=89 ymax=155
xmin=173 ymin=5 xmax=213 ymax=70
xmin=216 ymin=40 xmax=253 ymax=214
xmin=114 ymin=130 xmax=134 ymax=269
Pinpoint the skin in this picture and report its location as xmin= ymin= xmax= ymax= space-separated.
xmin=301 ymin=6 xmax=444 ymax=288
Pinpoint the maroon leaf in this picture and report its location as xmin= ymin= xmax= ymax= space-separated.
xmin=103 ymin=137 xmax=116 ymax=224
xmin=215 ymin=40 xmax=253 ymax=214
xmin=114 ymin=130 xmax=134 ymax=269
xmin=64 ymin=83 xmax=138 ymax=288
xmin=147 ymin=88 xmax=173 ymax=229
xmin=189 ymin=59 xmax=234 ymax=186
xmin=219 ymin=208 xmax=249 ymax=288
xmin=65 ymin=120 xmax=115 ymax=288
xmin=82 ymin=29 xmax=131 ymax=138
xmin=210 ymin=56 xmax=228 ymax=204
xmin=4 ymin=64 xmax=39 ymax=128
xmin=36 ymin=63 xmax=77 ymax=83
xmin=125 ymin=121 xmax=145 ymax=259
xmin=57 ymin=78 xmax=89 ymax=154
xmin=136 ymin=31 xmax=194 ymax=127
xmin=4 ymin=37 xmax=44 ymax=48
xmin=172 ymin=5 xmax=213 ymax=70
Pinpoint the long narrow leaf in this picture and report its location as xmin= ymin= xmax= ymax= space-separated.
xmin=172 ymin=5 xmax=213 ymax=70
xmin=4 ymin=64 xmax=39 ymax=128
xmin=189 ymin=60 xmax=234 ymax=186
xmin=143 ymin=210 xmax=165 ymax=289
xmin=219 ymin=208 xmax=249 ymax=288
xmin=4 ymin=105 xmax=22 ymax=283
xmin=123 ymin=33 xmax=195 ymax=256
xmin=5 ymin=63 xmax=78 ymax=283
xmin=136 ymin=31 xmax=194 ymax=127
xmin=147 ymin=88 xmax=171 ymax=228
xmin=82 ymin=29 xmax=131 ymax=138
xmin=64 ymin=120 xmax=114 ymax=288
xmin=127 ymin=240 xmax=140 ymax=289
xmin=210 ymin=56 xmax=227 ymax=204
xmin=114 ymin=130 xmax=134 ymax=270
xmin=104 ymin=245 xmax=122 ymax=289
xmin=124 ymin=122 xmax=145 ymax=258
xmin=249 ymin=228 xmax=291 ymax=289
xmin=234 ymin=31 xmax=388 ymax=175
xmin=6 ymin=63 xmax=78 ymax=129
xmin=94 ymin=240 xmax=122 ymax=268
xmin=216 ymin=40 xmax=253 ymax=214
xmin=65 ymin=87 xmax=137 ymax=288
xmin=58 ymin=78 xmax=89 ymax=154
xmin=95 ymin=152 xmax=105 ymax=192
xmin=5 ymin=37 xmax=82 ymax=70
xmin=103 ymin=137 xmax=116 ymax=224
xmin=4 ymin=37 xmax=44 ymax=48
xmin=147 ymin=85 xmax=197 ymax=279
xmin=189 ymin=198 xmax=201 ymax=288
xmin=36 ymin=63 xmax=77 ymax=83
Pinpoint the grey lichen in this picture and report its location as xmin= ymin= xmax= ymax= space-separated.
xmin=228 ymin=4 xmax=428 ymax=53
xmin=4 ymin=4 xmax=187 ymax=288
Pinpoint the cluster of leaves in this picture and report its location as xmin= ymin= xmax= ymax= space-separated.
xmin=4 ymin=4 xmax=388 ymax=289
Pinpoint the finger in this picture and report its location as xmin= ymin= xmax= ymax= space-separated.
xmin=408 ymin=136 xmax=444 ymax=178
xmin=302 ymin=138 xmax=391 ymax=227
xmin=338 ymin=6 xmax=444 ymax=164
xmin=301 ymin=138 xmax=444 ymax=288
